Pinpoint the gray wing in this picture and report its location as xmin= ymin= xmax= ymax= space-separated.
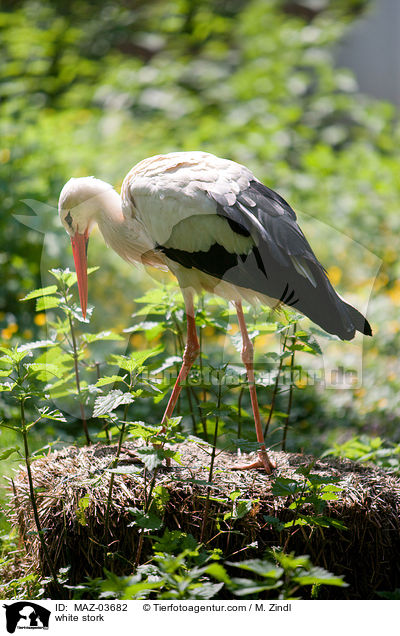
xmin=209 ymin=179 xmax=371 ymax=340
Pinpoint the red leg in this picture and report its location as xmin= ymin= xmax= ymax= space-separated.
xmin=161 ymin=290 xmax=200 ymax=429
xmin=230 ymin=301 xmax=275 ymax=473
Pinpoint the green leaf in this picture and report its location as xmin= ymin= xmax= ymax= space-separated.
xmin=293 ymin=566 xmax=348 ymax=587
xmin=97 ymin=425 xmax=121 ymax=439
xmin=134 ymin=288 xmax=168 ymax=305
xmin=294 ymin=514 xmax=347 ymax=530
xmin=28 ymin=363 xmax=64 ymax=379
xmin=20 ymin=285 xmax=58 ymax=301
xmin=164 ymin=449 xmax=182 ymax=465
xmin=124 ymin=321 xmax=165 ymax=340
xmin=82 ymin=331 xmax=124 ymax=344
xmin=134 ymin=447 xmax=165 ymax=471
xmin=121 ymin=580 xmax=164 ymax=599
xmin=110 ymin=346 xmax=163 ymax=373
xmin=377 ymin=589 xmax=400 ymax=600
xmin=153 ymin=356 xmax=182 ymax=374
xmin=0 ymin=347 xmax=29 ymax=365
xmin=0 ymin=421 xmax=20 ymax=431
xmin=127 ymin=421 xmax=162 ymax=440
xmin=272 ymin=477 xmax=303 ymax=496
xmin=252 ymin=323 xmax=278 ymax=333
xmin=34 ymin=347 xmax=72 ymax=376
xmin=263 ymin=515 xmax=286 ymax=531
xmin=271 ymin=551 xmax=310 ymax=571
xmin=128 ymin=507 xmax=163 ymax=530
xmin=95 ymin=375 xmax=127 ymax=387
xmin=188 ymin=582 xmax=224 ymax=599
xmin=204 ymin=563 xmax=232 ymax=584
xmin=153 ymin=484 xmax=170 ymax=510
xmin=76 ymin=494 xmax=90 ymax=526
xmin=227 ymin=559 xmax=283 ymax=579
xmin=50 ymin=266 xmax=99 ymax=287
xmin=163 ymin=416 xmax=182 ymax=428
xmin=228 ymin=490 xmax=242 ymax=502
xmin=36 ymin=296 xmax=60 ymax=311
xmin=37 ymin=407 xmax=67 ymax=422
xmin=17 ymin=340 xmax=57 ymax=353
xmin=233 ymin=500 xmax=253 ymax=520
xmin=93 ymin=390 xmax=134 ymax=417
xmin=0 ymin=382 xmax=14 ymax=392
xmin=0 ymin=447 xmax=19 ymax=461
xmin=230 ymin=578 xmax=282 ymax=595
xmin=284 ymin=518 xmax=309 ymax=528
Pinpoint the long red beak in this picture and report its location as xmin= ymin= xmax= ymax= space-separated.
xmin=71 ymin=230 xmax=89 ymax=319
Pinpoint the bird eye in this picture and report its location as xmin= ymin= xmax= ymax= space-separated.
xmin=65 ymin=210 xmax=73 ymax=229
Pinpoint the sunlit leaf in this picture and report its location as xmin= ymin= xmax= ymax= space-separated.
xmin=0 ymin=447 xmax=19 ymax=461
xmin=28 ymin=363 xmax=64 ymax=379
xmin=36 ymin=296 xmax=60 ymax=311
xmin=93 ymin=390 xmax=134 ymax=417
xmin=94 ymin=375 xmax=127 ymax=387
xmin=20 ymin=286 xmax=58 ymax=301
xmin=293 ymin=566 xmax=348 ymax=587
xmin=82 ymin=331 xmax=124 ymax=344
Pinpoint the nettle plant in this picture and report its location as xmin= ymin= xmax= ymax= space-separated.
xmin=0 ymin=268 xmax=343 ymax=599
xmin=74 ymin=531 xmax=346 ymax=600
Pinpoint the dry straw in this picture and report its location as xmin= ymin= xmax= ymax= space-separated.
xmin=5 ymin=442 xmax=400 ymax=599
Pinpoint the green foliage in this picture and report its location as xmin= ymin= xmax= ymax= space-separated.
xmin=1 ymin=0 xmax=398 ymax=447
xmin=69 ymin=530 xmax=346 ymax=600
xmin=323 ymin=435 xmax=400 ymax=474
xmin=1 ymin=0 xmax=400 ymax=602
xmin=270 ymin=463 xmax=347 ymax=531
xmin=0 ymin=267 xmax=394 ymax=601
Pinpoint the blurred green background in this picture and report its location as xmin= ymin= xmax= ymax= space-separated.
xmin=1 ymin=0 xmax=400 ymax=465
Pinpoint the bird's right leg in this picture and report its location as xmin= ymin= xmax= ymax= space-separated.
xmin=230 ymin=301 xmax=275 ymax=473
xmin=161 ymin=290 xmax=200 ymax=429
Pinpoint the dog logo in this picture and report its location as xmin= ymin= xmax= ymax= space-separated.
xmin=3 ymin=602 xmax=50 ymax=633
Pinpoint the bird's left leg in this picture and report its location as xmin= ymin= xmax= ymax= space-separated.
xmin=230 ymin=301 xmax=276 ymax=473
xmin=161 ymin=289 xmax=200 ymax=429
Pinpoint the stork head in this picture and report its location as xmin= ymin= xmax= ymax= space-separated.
xmin=58 ymin=176 xmax=116 ymax=318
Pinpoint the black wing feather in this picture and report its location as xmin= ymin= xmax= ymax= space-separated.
xmin=160 ymin=180 xmax=371 ymax=340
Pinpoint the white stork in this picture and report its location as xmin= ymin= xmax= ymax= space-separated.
xmin=59 ymin=151 xmax=372 ymax=473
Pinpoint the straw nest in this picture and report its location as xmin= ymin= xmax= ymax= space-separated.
xmin=5 ymin=441 xmax=400 ymax=599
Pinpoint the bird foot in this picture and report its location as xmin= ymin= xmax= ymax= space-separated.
xmin=230 ymin=450 xmax=276 ymax=474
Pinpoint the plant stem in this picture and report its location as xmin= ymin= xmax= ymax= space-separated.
xmin=264 ymin=329 xmax=289 ymax=438
xmin=67 ymin=312 xmax=91 ymax=445
xmin=185 ymin=386 xmax=197 ymax=434
xmin=189 ymin=385 xmax=209 ymax=442
xmin=237 ymin=387 xmax=244 ymax=438
xmin=104 ymin=400 xmax=131 ymax=542
xmin=283 ymin=474 xmax=308 ymax=552
xmin=200 ymin=371 xmax=222 ymax=542
xmin=95 ymin=362 xmax=111 ymax=443
xmin=134 ymin=532 xmax=144 ymax=569
xmin=134 ymin=466 xmax=160 ymax=569
xmin=20 ymin=400 xmax=62 ymax=595
xmin=282 ymin=323 xmax=297 ymax=451
xmin=199 ymin=296 xmax=208 ymax=439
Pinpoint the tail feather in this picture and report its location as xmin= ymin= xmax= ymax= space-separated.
xmin=281 ymin=264 xmax=372 ymax=341
xmin=343 ymin=302 xmax=372 ymax=337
